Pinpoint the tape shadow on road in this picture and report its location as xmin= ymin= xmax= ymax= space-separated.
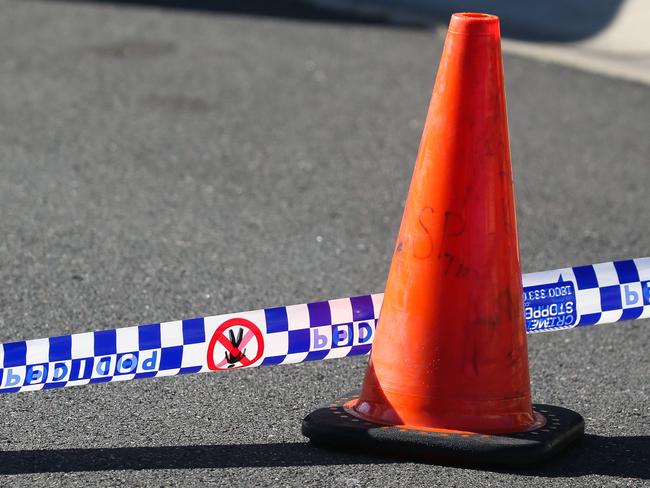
xmin=0 ymin=434 xmax=647 ymax=478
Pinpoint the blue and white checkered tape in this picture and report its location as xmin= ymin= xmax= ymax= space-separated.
xmin=522 ymin=257 xmax=650 ymax=332
xmin=0 ymin=258 xmax=647 ymax=394
xmin=0 ymin=294 xmax=381 ymax=394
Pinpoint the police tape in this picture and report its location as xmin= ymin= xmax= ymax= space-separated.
xmin=0 ymin=257 xmax=648 ymax=394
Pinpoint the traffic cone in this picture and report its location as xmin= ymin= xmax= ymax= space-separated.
xmin=302 ymin=12 xmax=583 ymax=466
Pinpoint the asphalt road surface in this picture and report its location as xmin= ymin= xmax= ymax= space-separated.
xmin=0 ymin=0 xmax=648 ymax=486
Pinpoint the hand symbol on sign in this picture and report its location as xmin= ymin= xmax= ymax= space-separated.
xmin=225 ymin=328 xmax=246 ymax=368
xmin=207 ymin=317 xmax=265 ymax=371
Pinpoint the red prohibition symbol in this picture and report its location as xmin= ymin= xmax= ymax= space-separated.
xmin=207 ymin=317 xmax=265 ymax=370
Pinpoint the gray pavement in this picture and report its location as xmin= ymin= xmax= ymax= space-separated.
xmin=0 ymin=0 xmax=648 ymax=486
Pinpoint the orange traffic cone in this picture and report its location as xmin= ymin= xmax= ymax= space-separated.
xmin=303 ymin=13 xmax=583 ymax=465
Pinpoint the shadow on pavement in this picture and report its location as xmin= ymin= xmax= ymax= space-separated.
xmin=46 ymin=0 xmax=403 ymax=27
xmin=299 ymin=0 xmax=627 ymax=41
xmin=43 ymin=0 xmax=626 ymax=41
xmin=0 ymin=441 xmax=393 ymax=474
xmin=508 ymin=434 xmax=650 ymax=479
xmin=0 ymin=434 xmax=647 ymax=478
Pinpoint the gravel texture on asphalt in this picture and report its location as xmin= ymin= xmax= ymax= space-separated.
xmin=0 ymin=1 xmax=648 ymax=486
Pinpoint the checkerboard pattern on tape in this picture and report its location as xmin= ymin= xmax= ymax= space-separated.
xmin=0 ymin=294 xmax=381 ymax=394
xmin=1 ymin=258 xmax=647 ymax=394
xmin=523 ymin=257 xmax=650 ymax=332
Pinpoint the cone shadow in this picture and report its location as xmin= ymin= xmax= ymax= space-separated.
xmin=0 ymin=435 xmax=646 ymax=478
xmin=0 ymin=442 xmax=390 ymax=474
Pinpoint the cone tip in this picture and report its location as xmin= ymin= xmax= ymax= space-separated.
xmin=449 ymin=12 xmax=500 ymax=37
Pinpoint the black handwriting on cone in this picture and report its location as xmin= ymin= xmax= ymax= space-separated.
xmin=225 ymin=328 xmax=246 ymax=368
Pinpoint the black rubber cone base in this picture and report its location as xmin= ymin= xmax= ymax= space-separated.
xmin=302 ymin=391 xmax=584 ymax=467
